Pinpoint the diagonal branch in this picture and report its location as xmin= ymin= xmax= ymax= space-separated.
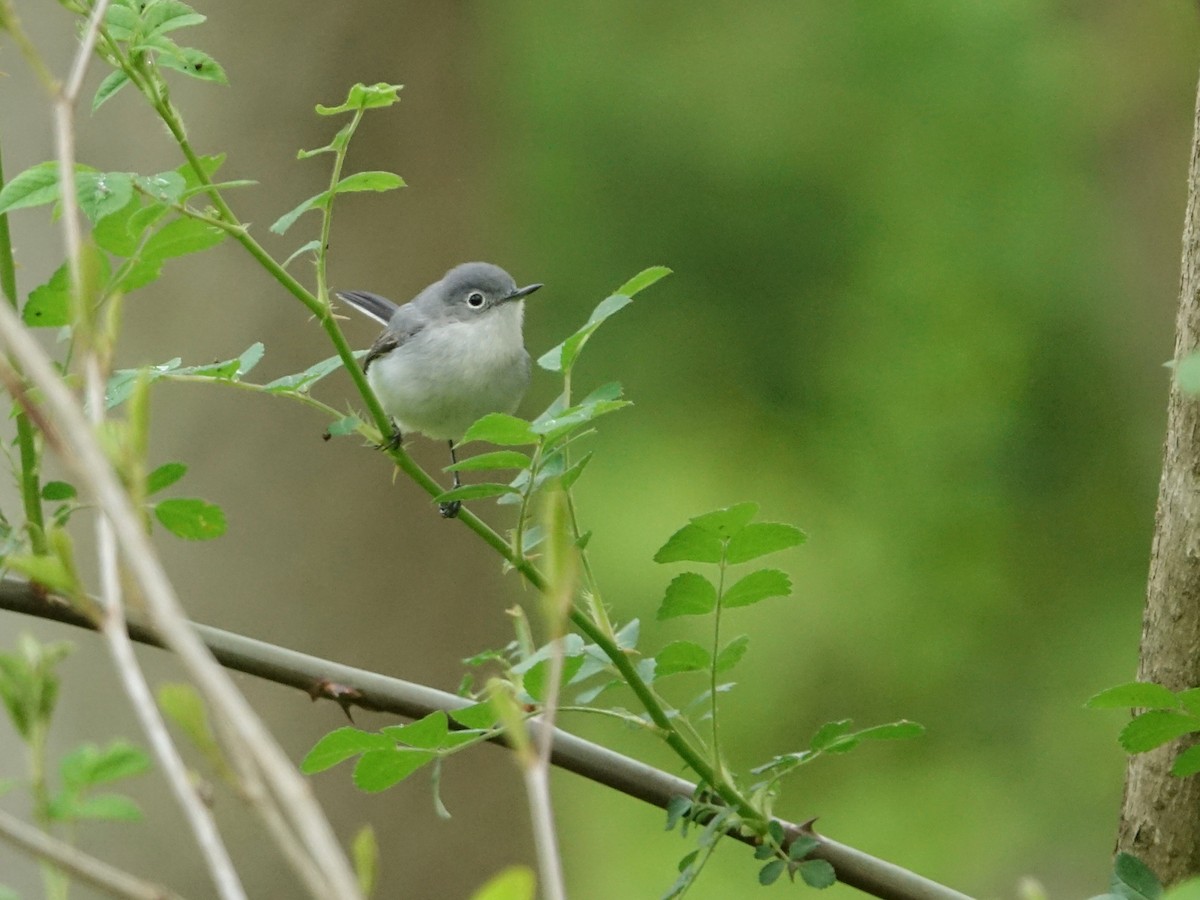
xmin=0 ymin=578 xmax=973 ymax=900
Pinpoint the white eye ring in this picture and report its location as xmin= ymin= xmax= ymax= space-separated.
xmin=466 ymin=291 xmax=486 ymax=308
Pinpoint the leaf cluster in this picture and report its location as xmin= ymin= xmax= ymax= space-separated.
xmin=1087 ymin=682 xmax=1200 ymax=777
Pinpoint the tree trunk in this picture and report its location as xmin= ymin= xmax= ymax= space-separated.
xmin=1116 ymin=66 xmax=1200 ymax=883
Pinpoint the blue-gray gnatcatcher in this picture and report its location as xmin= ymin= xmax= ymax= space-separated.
xmin=337 ymin=262 xmax=543 ymax=518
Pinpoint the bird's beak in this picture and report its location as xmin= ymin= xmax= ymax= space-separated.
xmin=504 ymin=283 xmax=543 ymax=303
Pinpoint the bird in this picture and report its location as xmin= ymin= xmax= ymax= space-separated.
xmin=337 ymin=262 xmax=543 ymax=517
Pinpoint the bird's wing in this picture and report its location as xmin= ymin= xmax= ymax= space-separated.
xmin=335 ymin=290 xmax=400 ymax=325
xmin=361 ymin=303 xmax=426 ymax=372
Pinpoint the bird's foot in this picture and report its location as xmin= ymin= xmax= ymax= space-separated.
xmin=438 ymin=500 xmax=462 ymax=519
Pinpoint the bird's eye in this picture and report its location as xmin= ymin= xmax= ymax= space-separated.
xmin=466 ymin=291 xmax=486 ymax=308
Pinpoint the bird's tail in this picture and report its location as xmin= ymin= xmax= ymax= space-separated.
xmin=335 ymin=290 xmax=399 ymax=325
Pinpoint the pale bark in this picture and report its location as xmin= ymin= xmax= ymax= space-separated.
xmin=1116 ymin=65 xmax=1200 ymax=883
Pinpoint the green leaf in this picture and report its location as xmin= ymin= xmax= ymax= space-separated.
xmin=654 ymin=641 xmax=710 ymax=677
xmin=264 ymin=352 xmax=350 ymax=393
xmin=529 ymin=390 xmax=630 ymax=440
xmin=449 ymin=701 xmax=498 ymax=730
xmin=155 ymin=45 xmax=228 ymax=84
xmin=157 ymin=683 xmax=225 ymax=773
xmin=154 ymin=498 xmax=227 ymax=540
xmin=178 ymin=153 xmax=225 ymax=193
xmin=1171 ymin=744 xmax=1200 ymax=777
xmin=725 ymin=522 xmax=806 ymax=564
xmin=91 ymin=195 xmax=143 ymax=256
xmin=383 ymin=711 xmax=449 ymax=749
xmin=1112 ymin=852 xmax=1163 ymax=900
xmin=103 ymin=2 xmax=139 ymax=40
xmin=76 ymin=172 xmax=134 ymax=223
xmin=714 ymin=635 xmax=749 ymax=674
xmin=523 ymin=656 xmax=585 ymax=703
xmin=142 ymin=0 xmax=206 ymax=36
xmin=353 ymin=748 xmax=435 ymax=792
xmin=60 ymin=741 xmax=150 ymax=790
xmin=435 ymin=483 xmax=521 ymax=504
xmin=798 ymin=858 xmax=837 ymax=889
xmin=64 ymin=793 xmax=142 ymax=822
xmin=691 ymin=502 xmax=759 ymax=539
xmin=653 ymin=523 xmax=722 ymax=564
xmin=537 ymin=268 xmax=669 ymax=373
xmin=22 ymin=263 xmax=72 ymax=328
xmin=41 ymin=481 xmax=76 ymax=501
xmin=851 ymin=720 xmax=926 ymax=742
xmin=316 ymin=82 xmax=404 ymax=116
xmin=105 ymin=358 xmax=183 ymax=408
xmin=332 ymin=171 xmax=405 ymax=195
xmin=559 ymin=451 xmax=593 ymax=491
xmin=722 ymin=568 xmax=792 ymax=608
xmin=270 ymin=191 xmax=324 ymax=235
xmin=0 ymin=162 xmax=62 ymax=215
xmin=283 ymin=239 xmax=321 ymax=269
xmin=1119 ymin=711 xmax=1200 ymax=754
xmin=146 ymin=462 xmax=187 ymax=495
xmin=657 ymin=572 xmax=717 ymax=619
xmin=5 ymin=554 xmax=75 ymax=595
xmin=352 ymin=825 xmax=378 ymax=898
xmin=139 ymin=216 xmax=225 ymax=262
xmin=92 ymin=70 xmax=131 ymax=111
xmin=301 ymin=727 xmax=392 ymax=774
xmin=186 ymin=342 xmax=264 ymax=380
xmin=469 ymin=866 xmax=536 ymax=900
xmin=134 ymin=171 xmax=187 ymax=204
xmin=758 ymin=860 xmax=786 ymax=886
xmin=788 ymin=836 xmax=820 ymax=860
xmin=810 ymin=719 xmax=855 ymax=752
xmin=461 ymin=413 xmax=536 ymax=447
xmin=616 ymin=265 xmax=672 ymax=297
xmin=1087 ymin=682 xmax=1181 ymax=711
xmin=444 ymin=450 xmax=531 ymax=473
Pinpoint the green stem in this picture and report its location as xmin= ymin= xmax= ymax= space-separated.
xmin=0 ymin=140 xmax=48 ymax=555
xmin=315 ymin=108 xmax=364 ymax=306
xmin=711 ymin=553 xmax=727 ymax=777
xmin=138 ymin=73 xmax=767 ymax=832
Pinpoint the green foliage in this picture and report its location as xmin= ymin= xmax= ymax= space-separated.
xmin=469 ymin=867 xmax=537 ymax=900
xmin=0 ymin=634 xmax=71 ymax=742
xmin=1088 ymin=681 xmax=1200 ymax=776
xmin=352 ymin=825 xmax=379 ymax=898
xmin=48 ymin=741 xmax=150 ymax=822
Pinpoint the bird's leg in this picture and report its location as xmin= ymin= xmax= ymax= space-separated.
xmin=439 ymin=440 xmax=463 ymax=518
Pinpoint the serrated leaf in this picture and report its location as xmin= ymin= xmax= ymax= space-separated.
xmin=142 ymin=0 xmax=206 ymax=36
xmin=714 ymin=635 xmax=749 ymax=674
xmin=759 ymin=860 xmax=786 ymax=886
xmin=316 ymin=82 xmax=404 ymax=116
xmin=798 ymin=858 xmax=837 ymax=889
xmin=92 ymin=70 xmax=131 ymax=111
xmin=788 ymin=836 xmax=820 ymax=860
xmin=1087 ymin=682 xmax=1181 ymax=711
xmin=444 ymin=450 xmax=531 ymax=473
xmin=722 ymin=568 xmax=791 ymax=608
xmin=153 ymin=498 xmax=227 ymax=540
xmin=105 ymin=358 xmax=183 ymax=408
xmin=1119 ymin=710 xmax=1200 ymax=754
xmin=537 ymin=293 xmax=633 ymax=373
xmin=76 ymin=172 xmax=134 ymax=223
xmin=22 ymin=262 xmax=72 ymax=328
xmin=461 ymin=413 xmax=536 ymax=447
xmin=353 ymin=748 xmax=435 ymax=792
xmin=91 ymin=195 xmax=143 ymax=256
xmin=264 ymin=352 xmax=349 ymax=393
xmin=103 ymin=2 xmax=139 ymax=40
xmin=851 ymin=720 xmax=925 ymax=742
xmin=301 ymin=727 xmax=393 ymax=774
xmin=654 ymin=641 xmax=710 ymax=677
xmin=653 ymin=523 xmax=722 ymax=564
xmin=139 ymin=216 xmax=225 ymax=262
xmin=559 ymin=451 xmax=593 ymax=490
xmin=282 ymin=239 xmax=321 ymax=269
xmin=383 ymin=711 xmax=449 ymax=749
xmin=146 ymin=462 xmax=187 ymax=495
xmin=725 ymin=522 xmax=806 ymax=564
xmin=657 ymin=572 xmax=717 ymax=619
xmin=41 ymin=481 xmax=76 ymax=501
xmin=449 ymin=701 xmax=497 ymax=730
xmin=691 ymin=502 xmax=758 ymax=539
xmin=1171 ymin=744 xmax=1200 ymax=777
xmin=178 ymin=153 xmax=225 ymax=192
xmin=270 ymin=193 xmax=324 ymax=235
xmin=134 ymin=171 xmax=187 ymax=204
xmin=810 ymin=720 xmax=855 ymax=751
xmin=0 ymin=162 xmax=62 ymax=215
xmin=155 ymin=46 xmax=228 ymax=85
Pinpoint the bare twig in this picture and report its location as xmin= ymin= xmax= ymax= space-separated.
xmin=0 ymin=579 xmax=974 ymax=900
xmin=0 ymin=806 xmax=188 ymax=900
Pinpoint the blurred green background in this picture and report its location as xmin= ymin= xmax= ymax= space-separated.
xmin=0 ymin=2 xmax=1195 ymax=897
